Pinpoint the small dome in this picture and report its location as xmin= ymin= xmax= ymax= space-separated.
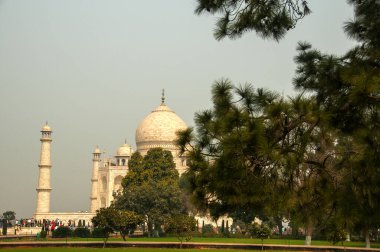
xmin=41 ymin=123 xmax=51 ymax=132
xmin=135 ymin=103 xmax=187 ymax=150
xmin=93 ymin=147 xmax=101 ymax=154
xmin=116 ymin=143 xmax=132 ymax=156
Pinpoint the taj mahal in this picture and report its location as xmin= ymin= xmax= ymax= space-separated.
xmin=32 ymin=92 xmax=192 ymax=226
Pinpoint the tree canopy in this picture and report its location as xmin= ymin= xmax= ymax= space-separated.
xmin=180 ymin=0 xmax=379 ymax=247
xmin=292 ymin=0 xmax=380 ymax=246
xmin=195 ymin=0 xmax=310 ymax=40
xmin=92 ymin=207 xmax=143 ymax=247
xmin=176 ymin=79 xmax=340 ymax=245
xmin=2 ymin=211 xmax=15 ymax=221
xmin=113 ymin=148 xmax=186 ymax=237
xmin=165 ymin=214 xmax=197 ymax=248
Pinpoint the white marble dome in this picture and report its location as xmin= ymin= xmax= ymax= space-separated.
xmin=135 ymin=102 xmax=187 ymax=151
xmin=116 ymin=143 xmax=132 ymax=156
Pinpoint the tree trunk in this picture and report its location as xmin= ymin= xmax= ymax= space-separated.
xmin=103 ymin=236 xmax=109 ymax=248
xmin=363 ymin=226 xmax=370 ymax=248
xmin=304 ymin=220 xmax=313 ymax=246
xmin=2 ymin=220 xmax=7 ymax=235
xmin=275 ymin=216 xmax=283 ymax=236
xmin=345 ymin=233 xmax=350 ymax=242
xmin=121 ymin=232 xmax=126 ymax=241
xmin=147 ymin=222 xmax=153 ymax=238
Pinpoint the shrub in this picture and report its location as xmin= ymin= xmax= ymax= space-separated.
xmin=249 ymin=223 xmax=271 ymax=240
xmin=52 ymin=226 xmax=72 ymax=238
xmin=73 ymin=227 xmax=91 ymax=238
xmin=92 ymin=227 xmax=107 ymax=238
xmin=40 ymin=230 xmax=47 ymax=238
xmin=202 ymin=224 xmax=214 ymax=234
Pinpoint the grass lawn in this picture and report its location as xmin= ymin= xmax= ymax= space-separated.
xmin=1 ymin=236 xmax=379 ymax=248
xmin=60 ymin=237 xmax=379 ymax=248
xmin=0 ymin=248 xmax=290 ymax=252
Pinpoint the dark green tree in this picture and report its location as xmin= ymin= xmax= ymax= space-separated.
xmin=113 ymin=148 xmax=186 ymax=237
xmin=177 ymin=79 xmax=281 ymax=222
xmin=195 ymin=0 xmax=310 ymax=41
xmin=92 ymin=207 xmax=142 ymax=247
xmin=293 ymin=0 xmax=380 ymax=247
xmin=177 ymin=79 xmax=341 ymax=245
xmin=1 ymin=211 xmax=16 ymax=235
xmin=165 ymin=214 xmax=196 ymax=248
xmin=249 ymin=223 xmax=271 ymax=250
xmin=2 ymin=211 xmax=15 ymax=221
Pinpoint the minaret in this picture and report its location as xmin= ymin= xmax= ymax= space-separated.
xmin=90 ymin=146 xmax=101 ymax=213
xmin=36 ymin=122 xmax=52 ymax=213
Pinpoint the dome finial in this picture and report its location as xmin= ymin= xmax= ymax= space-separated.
xmin=161 ymin=89 xmax=165 ymax=105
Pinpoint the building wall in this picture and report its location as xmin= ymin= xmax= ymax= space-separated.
xmin=97 ymin=162 xmax=128 ymax=209
xmin=33 ymin=212 xmax=95 ymax=226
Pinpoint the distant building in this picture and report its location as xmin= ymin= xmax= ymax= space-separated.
xmin=90 ymin=92 xmax=188 ymax=211
xmin=33 ymin=92 xmax=190 ymax=225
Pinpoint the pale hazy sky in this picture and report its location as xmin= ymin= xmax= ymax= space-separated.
xmin=0 ymin=1 xmax=355 ymax=218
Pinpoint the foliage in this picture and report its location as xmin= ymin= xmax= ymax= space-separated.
xmin=2 ymin=211 xmax=16 ymax=221
xmin=177 ymin=78 xmax=339 ymax=247
xmin=52 ymin=226 xmax=72 ymax=238
xmin=39 ymin=230 xmax=47 ymax=239
xmin=249 ymin=223 xmax=271 ymax=250
xmin=165 ymin=215 xmax=197 ymax=248
xmin=194 ymin=0 xmax=310 ymax=41
xmin=113 ymin=148 xmax=186 ymax=237
xmin=91 ymin=227 xmax=107 ymax=238
xmin=326 ymin=228 xmax=347 ymax=246
xmin=179 ymin=0 xmax=380 ymax=247
xmin=249 ymin=223 xmax=271 ymax=240
xmin=292 ymin=0 xmax=380 ymax=247
xmin=202 ymin=224 xmax=214 ymax=234
xmin=92 ymin=207 xmax=143 ymax=246
xmin=73 ymin=227 xmax=91 ymax=238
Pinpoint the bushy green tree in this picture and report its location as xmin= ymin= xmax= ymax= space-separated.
xmin=1 ymin=211 xmax=15 ymax=235
xmin=165 ymin=215 xmax=196 ymax=248
xmin=2 ymin=211 xmax=15 ymax=221
xmin=92 ymin=207 xmax=143 ymax=247
xmin=249 ymin=223 xmax=271 ymax=250
xmin=113 ymin=148 xmax=186 ymax=237
xmin=177 ymin=79 xmax=342 ymax=245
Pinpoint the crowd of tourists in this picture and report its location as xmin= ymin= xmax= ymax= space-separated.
xmin=1 ymin=218 xmax=91 ymax=232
